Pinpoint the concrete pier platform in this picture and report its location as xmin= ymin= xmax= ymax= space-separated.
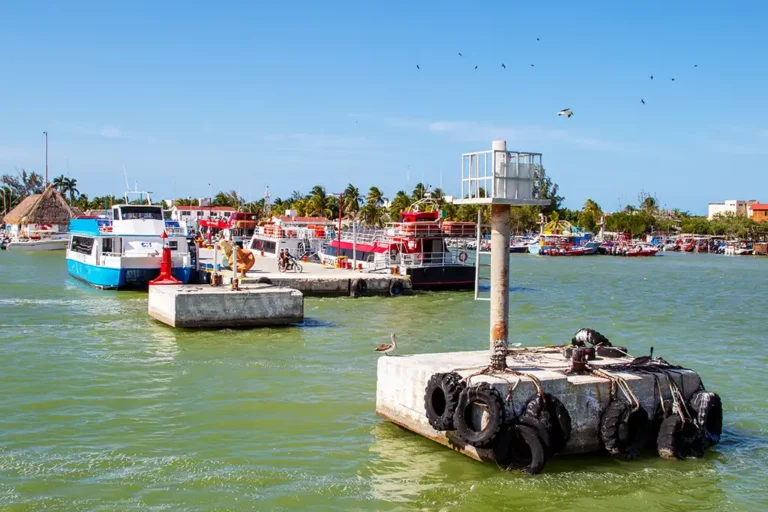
xmin=148 ymin=284 xmax=303 ymax=328
xmin=199 ymin=252 xmax=411 ymax=297
xmin=376 ymin=347 xmax=702 ymax=462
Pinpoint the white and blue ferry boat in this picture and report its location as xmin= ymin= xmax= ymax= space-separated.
xmin=66 ymin=204 xmax=195 ymax=289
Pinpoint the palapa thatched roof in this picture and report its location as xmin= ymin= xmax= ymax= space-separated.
xmin=2 ymin=185 xmax=80 ymax=225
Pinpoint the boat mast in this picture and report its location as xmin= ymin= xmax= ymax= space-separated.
xmin=43 ymin=131 xmax=49 ymax=186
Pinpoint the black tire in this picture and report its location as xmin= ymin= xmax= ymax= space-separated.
xmin=389 ymin=280 xmax=404 ymax=297
xmin=525 ymin=394 xmax=572 ymax=454
xmin=256 ymin=277 xmax=272 ymax=285
xmin=596 ymin=346 xmax=628 ymax=358
xmin=350 ymin=279 xmax=366 ymax=297
xmin=294 ymin=262 xmax=303 ymax=273
xmin=278 ymin=261 xmax=287 ymax=273
xmin=518 ymin=416 xmax=552 ymax=457
xmin=657 ymin=414 xmax=685 ymax=460
xmin=453 ymin=383 xmax=506 ymax=448
xmin=689 ymin=391 xmax=723 ymax=447
xmin=509 ymin=424 xmax=548 ymax=474
xmin=424 ymin=372 xmax=465 ymax=431
xmin=600 ymin=400 xmax=650 ymax=459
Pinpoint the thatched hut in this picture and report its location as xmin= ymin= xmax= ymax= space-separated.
xmin=2 ymin=185 xmax=80 ymax=235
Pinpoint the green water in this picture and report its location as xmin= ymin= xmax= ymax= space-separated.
xmin=1 ymin=251 xmax=767 ymax=511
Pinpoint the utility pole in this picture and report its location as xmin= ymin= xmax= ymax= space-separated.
xmin=43 ymin=131 xmax=49 ymax=186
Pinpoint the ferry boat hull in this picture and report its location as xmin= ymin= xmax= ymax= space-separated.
xmin=67 ymin=259 xmax=193 ymax=289
xmin=405 ymin=266 xmax=475 ymax=290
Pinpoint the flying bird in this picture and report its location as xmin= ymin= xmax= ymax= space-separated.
xmin=474 ymin=65 xmax=478 ymax=70
xmin=536 ymin=37 xmax=540 ymax=41
xmin=458 ymin=52 xmax=463 ymax=57
xmin=530 ymin=64 xmax=535 ymax=67
xmin=558 ymin=108 xmax=573 ymax=118
xmin=694 ymin=64 xmax=698 ymax=67
xmin=650 ymin=75 xmax=654 ymax=80
xmin=501 ymin=63 xmax=506 ymax=69
xmin=375 ymin=334 xmax=397 ymax=356
xmin=671 ymin=78 xmax=675 ymax=81
xmin=416 ymin=65 xmax=420 ymax=70
xmin=641 ymin=99 xmax=645 ymax=105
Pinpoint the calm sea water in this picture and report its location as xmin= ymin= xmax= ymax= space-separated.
xmin=1 ymin=251 xmax=767 ymax=511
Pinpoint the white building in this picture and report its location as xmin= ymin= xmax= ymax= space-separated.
xmin=707 ymin=200 xmax=757 ymax=220
xmin=169 ymin=205 xmax=236 ymax=224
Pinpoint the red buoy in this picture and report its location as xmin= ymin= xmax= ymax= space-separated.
xmin=149 ymin=231 xmax=182 ymax=286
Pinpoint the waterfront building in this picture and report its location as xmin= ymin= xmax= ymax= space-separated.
xmin=748 ymin=203 xmax=768 ymax=223
xmin=707 ymin=199 xmax=759 ymax=220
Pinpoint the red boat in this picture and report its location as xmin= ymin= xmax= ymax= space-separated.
xmin=319 ymin=200 xmax=477 ymax=290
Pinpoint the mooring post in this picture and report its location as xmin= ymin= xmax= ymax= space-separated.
xmin=489 ymin=141 xmax=511 ymax=369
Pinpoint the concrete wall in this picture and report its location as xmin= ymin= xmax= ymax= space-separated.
xmin=149 ymin=284 xmax=303 ymax=328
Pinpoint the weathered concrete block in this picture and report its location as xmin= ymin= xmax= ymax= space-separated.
xmin=148 ymin=284 xmax=303 ymax=328
xmin=376 ymin=349 xmax=702 ymax=461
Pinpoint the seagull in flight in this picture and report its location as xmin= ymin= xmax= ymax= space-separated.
xmin=694 ymin=64 xmax=698 ymax=67
xmin=558 ymin=108 xmax=574 ymax=118
xmin=641 ymin=99 xmax=645 ymax=105
xmin=650 ymin=75 xmax=654 ymax=80
xmin=458 ymin=52 xmax=463 ymax=57
xmin=416 ymin=65 xmax=420 ymax=70
xmin=501 ymin=63 xmax=506 ymax=69
xmin=530 ymin=64 xmax=535 ymax=67
xmin=474 ymin=65 xmax=478 ymax=70
xmin=671 ymin=78 xmax=675 ymax=81
xmin=375 ymin=334 xmax=397 ymax=356
xmin=536 ymin=37 xmax=540 ymax=41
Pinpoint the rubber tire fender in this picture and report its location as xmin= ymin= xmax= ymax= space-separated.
xmin=453 ymin=383 xmax=506 ymax=448
xmin=423 ymin=372 xmax=465 ymax=431
xmin=600 ymin=400 xmax=650 ymax=459
xmin=351 ymin=278 xmax=367 ymax=297
xmin=510 ymin=423 xmax=548 ymax=475
xmin=518 ymin=416 xmax=552 ymax=457
xmin=525 ymin=394 xmax=573 ymax=454
xmin=389 ymin=280 xmax=404 ymax=297
xmin=689 ymin=391 xmax=723 ymax=447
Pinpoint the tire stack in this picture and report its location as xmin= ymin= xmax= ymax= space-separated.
xmin=423 ymin=374 xmax=573 ymax=475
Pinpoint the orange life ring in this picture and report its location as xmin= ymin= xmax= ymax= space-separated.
xmin=458 ymin=251 xmax=468 ymax=263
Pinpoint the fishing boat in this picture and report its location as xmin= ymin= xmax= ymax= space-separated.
xmin=66 ymin=203 xmax=195 ymax=289
xmin=509 ymin=236 xmax=535 ymax=253
xmin=318 ymin=200 xmax=476 ymax=290
xmin=2 ymin=185 xmax=77 ymax=251
xmin=4 ymin=230 xmax=70 ymax=251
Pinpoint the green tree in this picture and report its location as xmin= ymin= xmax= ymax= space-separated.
xmin=412 ymin=182 xmax=427 ymax=202
xmin=389 ymin=190 xmax=411 ymax=220
xmin=343 ymin=184 xmax=362 ymax=217
xmin=533 ymin=167 xmax=564 ymax=214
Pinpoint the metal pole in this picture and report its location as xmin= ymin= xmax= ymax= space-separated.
xmin=43 ymin=131 xmax=48 ymax=186
xmin=231 ymin=232 xmax=238 ymax=289
xmin=337 ymin=193 xmax=343 ymax=267
xmin=488 ymin=140 xmax=510 ymax=370
xmin=489 ymin=203 xmax=511 ymax=370
xmin=352 ymin=221 xmax=357 ymax=270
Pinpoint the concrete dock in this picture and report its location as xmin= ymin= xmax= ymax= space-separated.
xmin=199 ymin=252 xmax=411 ymax=297
xmin=376 ymin=347 xmax=703 ymax=462
xmin=148 ymin=284 xmax=303 ymax=328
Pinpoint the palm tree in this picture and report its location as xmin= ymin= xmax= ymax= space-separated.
xmin=366 ymin=186 xmax=387 ymax=207
xmin=52 ymin=175 xmax=67 ymax=192
xmin=543 ymin=211 xmax=572 ymax=234
xmin=583 ymin=198 xmax=601 ymax=214
xmin=343 ymin=184 xmax=362 ymax=217
xmin=63 ymin=177 xmax=79 ymax=205
xmin=389 ymin=190 xmax=412 ymax=220
xmin=361 ymin=203 xmax=385 ymax=227
xmin=412 ymin=182 xmax=427 ymax=201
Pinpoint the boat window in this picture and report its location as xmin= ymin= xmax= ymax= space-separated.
xmin=71 ymin=236 xmax=95 ymax=255
xmin=250 ymin=238 xmax=277 ymax=253
xmin=112 ymin=208 xmax=120 ymax=220
xmin=119 ymin=207 xmax=164 ymax=220
xmin=102 ymin=238 xmax=114 ymax=254
xmin=168 ymin=241 xmax=178 ymax=250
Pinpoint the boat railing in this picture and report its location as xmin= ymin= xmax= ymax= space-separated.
xmin=385 ymin=222 xmax=444 ymax=238
xmin=399 ymin=251 xmax=468 ymax=267
xmin=339 ymin=230 xmax=384 ymax=245
xmin=165 ymin=227 xmax=187 ymax=237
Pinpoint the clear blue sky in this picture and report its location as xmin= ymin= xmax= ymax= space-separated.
xmin=2 ymin=1 xmax=767 ymax=214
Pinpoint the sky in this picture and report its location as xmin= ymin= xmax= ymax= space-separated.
xmin=1 ymin=1 xmax=767 ymax=214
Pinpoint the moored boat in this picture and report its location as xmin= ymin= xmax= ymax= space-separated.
xmin=66 ymin=204 xmax=195 ymax=289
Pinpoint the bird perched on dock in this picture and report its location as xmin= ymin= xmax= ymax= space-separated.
xmin=376 ymin=334 xmax=397 ymax=356
xmin=558 ymin=108 xmax=573 ymax=118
